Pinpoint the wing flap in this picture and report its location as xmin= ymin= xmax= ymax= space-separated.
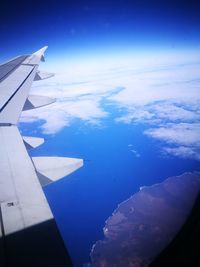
xmin=23 ymin=95 xmax=55 ymax=111
xmin=34 ymin=70 xmax=54 ymax=81
xmin=23 ymin=136 xmax=44 ymax=149
xmin=32 ymin=156 xmax=83 ymax=185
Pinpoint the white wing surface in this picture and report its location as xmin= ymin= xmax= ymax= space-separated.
xmin=0 ymin=47 xmax=83 ymax=266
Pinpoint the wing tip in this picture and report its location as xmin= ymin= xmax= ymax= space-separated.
xmin=33 ymin=46 xmax=48 ymax=56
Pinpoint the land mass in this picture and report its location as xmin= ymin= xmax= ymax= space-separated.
xmin=89 ymin=172 xmax=200 ymax=267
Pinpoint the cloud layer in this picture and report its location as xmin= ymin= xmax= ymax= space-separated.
xmin=20 ymin=51 xmax=200 ymax=160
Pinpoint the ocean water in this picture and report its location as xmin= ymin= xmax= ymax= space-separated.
xmin=20 ymin=103 xmax=200 ymax=267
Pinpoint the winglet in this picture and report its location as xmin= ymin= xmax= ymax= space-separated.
xmin=23 ymin=46 xmax=48 ymax=65
xmin=33 ymin=46 xmax=48 ymax=62
xmin=34 ymin=46 xmax=48 ymax=55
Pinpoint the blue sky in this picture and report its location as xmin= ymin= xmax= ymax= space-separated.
xmin=1 ymin=0 xmax=200 ymax=60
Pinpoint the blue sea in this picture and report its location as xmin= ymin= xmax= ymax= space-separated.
xmin=20 ymin=103 xmax=200 ymax=267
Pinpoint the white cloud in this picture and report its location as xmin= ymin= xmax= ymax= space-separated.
xmin=144 ymin=123 xmax=200 ymax=146
xmin=115 ymin=102 xmax=200 ymax=127
xmin=116 ymin=109 xmax=155 ymax=124
xmin=21 ymin=66 xmax=117 ymax=134
xmin=21 ymin=98 xmax=108 ymax=134
xmin=144 ymin=123 xmax=200 ymax=161
xmin=162 ymin=146 xmax=200 ymax=161
xmin=150 ymin=103 xmax=200 ymax=122
xmin=108 ymin=65 xmax=200 ymax=107
xmin=20 ymin=51 xmax=200 ymax=160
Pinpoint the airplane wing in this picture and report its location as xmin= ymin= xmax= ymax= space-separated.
xmin=0 ymin=47 xmax=83 ymax=266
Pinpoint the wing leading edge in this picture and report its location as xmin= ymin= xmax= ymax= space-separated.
xmin=0 ymin=47 xmax=48 ymax=124
xmin=0 ymin=47 xmax=83 ymax=266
